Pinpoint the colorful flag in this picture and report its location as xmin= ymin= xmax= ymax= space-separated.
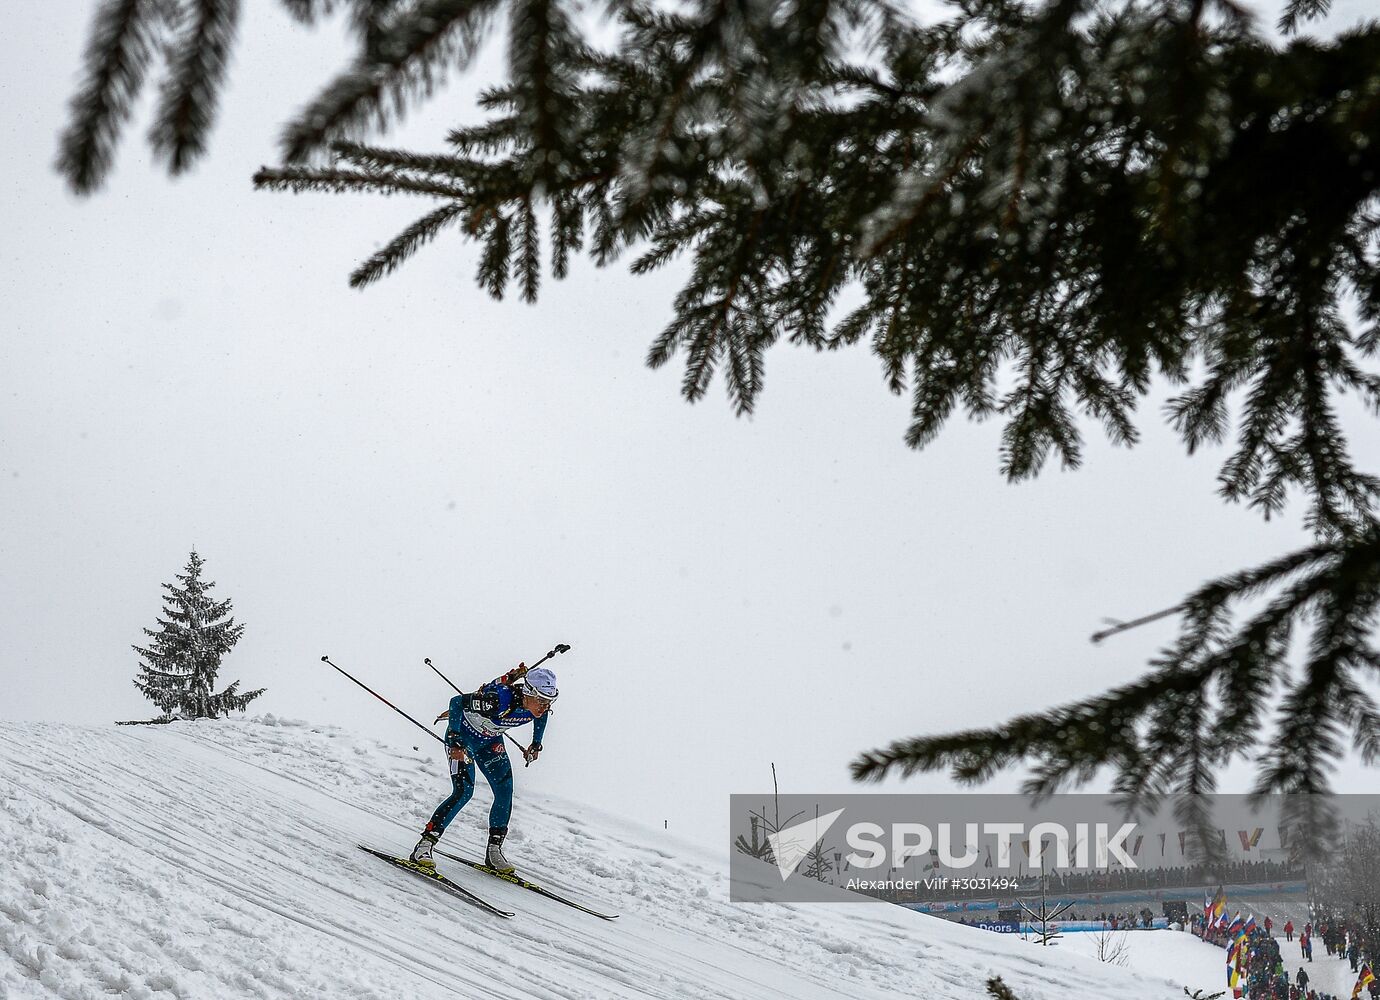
xmin=1209 ymin=887 xmax=1227 ymax=928
xmin=1354 ymin=963 xmax=1375 ymax=999
xmin=1227 ymin=939 xmax=1246 ymax=989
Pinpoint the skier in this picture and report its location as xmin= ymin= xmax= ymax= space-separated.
xmin=1285 ymin=919 xmax=1294 ymax=942
xmin=408 ymin=663 xmax=557 ymax=874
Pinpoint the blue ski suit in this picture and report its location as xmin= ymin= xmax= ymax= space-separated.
xmin=425 ymin=681 xmax=549 ymax=837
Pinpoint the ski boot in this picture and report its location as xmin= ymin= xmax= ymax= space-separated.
xmin=485 ymin=826 xmax=515 ymax=874
xmin=410 ymin=829 xmax=440 ymax=870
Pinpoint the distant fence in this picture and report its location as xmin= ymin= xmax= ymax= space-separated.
xmin=972 ymin=919 xmax=1171 ymax=933
xmin=902 ymin=880 xmax=1308 ymax=915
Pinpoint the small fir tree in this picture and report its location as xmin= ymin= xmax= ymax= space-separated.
xmin=133 ymin=550 xmax=263 ymax=719
xmin=733 ymin=813 xmax=779 ymax=866
xmin=800 ymin=837 xmax=835 ymax=884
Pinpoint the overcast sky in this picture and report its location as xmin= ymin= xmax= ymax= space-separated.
xmin=3 ymin=2 xmax=1377 ymax=852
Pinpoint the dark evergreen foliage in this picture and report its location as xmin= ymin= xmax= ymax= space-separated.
xmin=58 ymin=0 xmax=242 ymax=189
xmin=63 ymin=0 xmax=1380 ymax=833
xmin=1311 ymin=813 xmax=1380 ymax=926
xmin=133 ymin=550 xmax=264 ymax=719
xmin=148 ymin=0 xmax=241 ymax=175
xmin=58 ymin=0 xmax=170 ymax=194
xmin=985 ymin=977 xmax=1022 ymax=1000
xmin=800 ymin=838 xmax=835 ymax=882
xmin=854 ymin=525 xmax=1380 ymax=829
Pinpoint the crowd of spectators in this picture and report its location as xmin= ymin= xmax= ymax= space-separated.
xmin=896 ymin=859 xmax=1301 ymax=903
xmin=1189 ymin=910 xmax=1379 ymax=999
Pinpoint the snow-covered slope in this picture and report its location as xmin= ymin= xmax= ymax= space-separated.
xmin=2 ymin=718 xmax=1190 ymax=1000
xmin=1060 ymin=927 xmax=1362 ymax=999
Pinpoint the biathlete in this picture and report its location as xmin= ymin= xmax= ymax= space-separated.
xmin=409 ymin=663 xmax=557 ymax=874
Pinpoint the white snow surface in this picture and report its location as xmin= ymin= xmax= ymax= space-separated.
xmin=1060 ymin=927 xmax=1362 ymax=999
xmin=1 ymin=718 xmax=1193 ymax=1000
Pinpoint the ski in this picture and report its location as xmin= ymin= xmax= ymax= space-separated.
xmin=358 ymin=846 xmax=514 ymax=918
xmin=436 ymin=849 xmax=619 ymax=920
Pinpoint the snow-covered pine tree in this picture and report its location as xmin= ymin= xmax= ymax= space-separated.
xmin=132 ymin=550 xmax=263 ymax=719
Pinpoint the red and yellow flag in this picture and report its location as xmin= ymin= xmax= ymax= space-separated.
xmin=1353 ymin=963 xmax=1375 ymax=999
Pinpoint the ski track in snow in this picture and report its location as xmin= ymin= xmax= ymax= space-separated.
xmin=1 ymin=719 xmax=1188 ymax=999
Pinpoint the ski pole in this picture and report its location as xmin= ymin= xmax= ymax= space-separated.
xmin=424 ymin=644 xmax=572 ymax=765
xmin=505 ymin=733 xmax=535 ymax=767
xmin=526 ymin=642 xmax=572 ymax=673
xmin=425 ymin=643 xmax=572 ymax=691
xmin=319 ymin=655 xmax=444 ymax=745
xmin=424 ymin=657 xmax=461 ymax=694
xmin=425 ymin=660 xmax=532 ymax=763
xmin=509 ymin=642 xmax=569 ymax=767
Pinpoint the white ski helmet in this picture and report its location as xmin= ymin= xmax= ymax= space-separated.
xmin=525 ymin=667 xmax=558 ymax=701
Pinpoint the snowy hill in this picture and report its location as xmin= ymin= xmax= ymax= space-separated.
xmin=2 ymin=718 xmax=1192 ymax=1000
xmin=1059 ymin=925 xmax=1363 ymax=999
